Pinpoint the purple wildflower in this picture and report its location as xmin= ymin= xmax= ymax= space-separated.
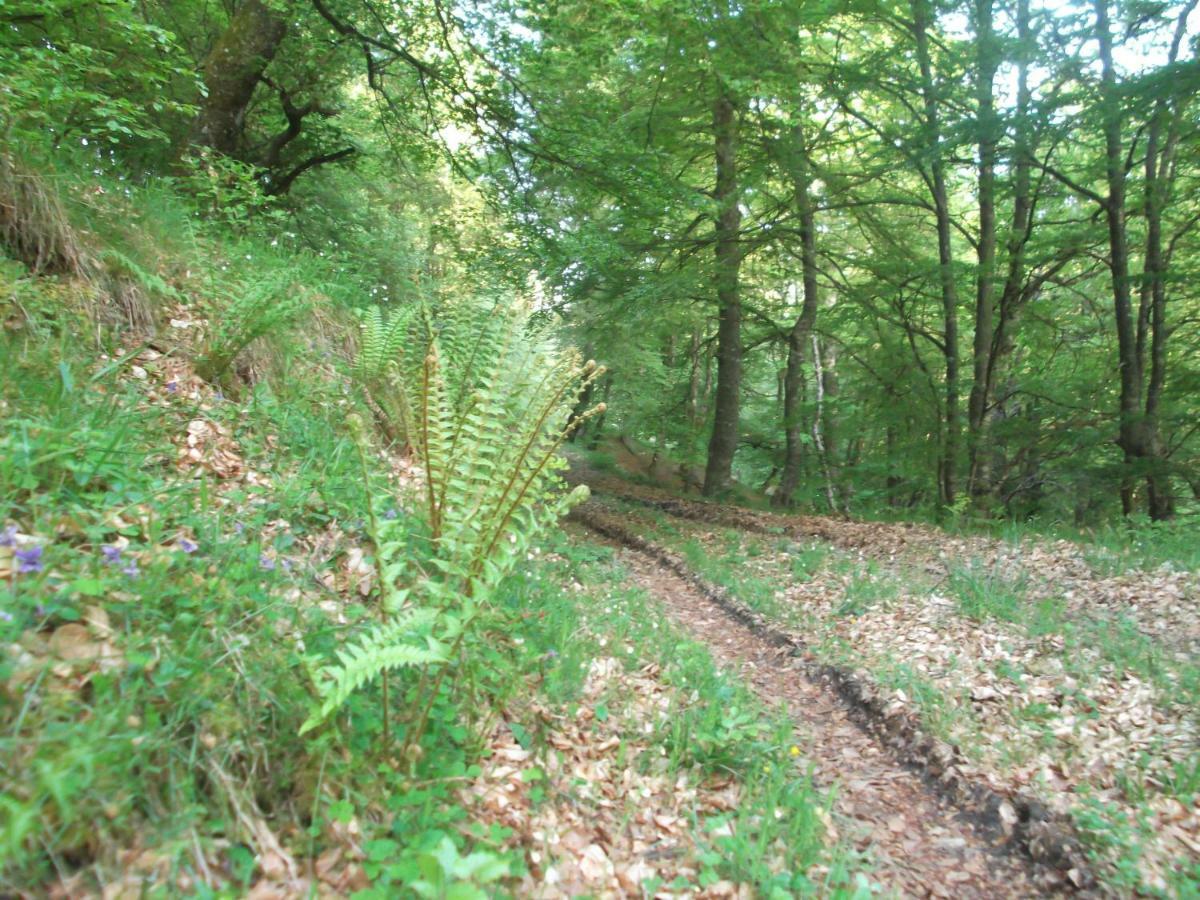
xmin=214 ymin=390 xmax=224 ymax=401
xmin=0 ymin=610 xmax=13 ymax=623
xmin=0 ymin=525 xmax=17 ymax=548
xmin=121 ymin=560 xmax=140 ymax=578
xmin=15 ymin=545 xmax=44 ymax=574
xmin=280 ymin=558 xmax=293 ymax=572
xmin=100 ymin=544 xmax=122 ymax=565
xmin=259 ymin=555 xmax=276 ymax=571
xmin=165 ymin=380 xmax=178 ymax=394
xmin=234 ymin=522 xmax=245 ymax=536
xmin=178 ymin=538 xmax=198 ymax=554
xmin=383 ymin=508 xmax=399 ymax=520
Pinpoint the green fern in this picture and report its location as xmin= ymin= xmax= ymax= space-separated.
xmin=98 ymin=247 xmax=182 ymax=301
xmin=304 ymin=299 xmax=605 ymax=747
xmin=300 ymin=608 xmax=445 ymax=735
xmin=196 ymin=269 xmax=309 ymax=381
xmin=395 ymin=300 xmax=605 ymax=590
xmin=354 ymin=304 xmax=412 ymax=381
xmin=352 ymin=304 xmax=416 ymax=442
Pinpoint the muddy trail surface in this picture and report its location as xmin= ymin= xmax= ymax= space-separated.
xmin=569 ymin=502 xmax=1077 ymax=899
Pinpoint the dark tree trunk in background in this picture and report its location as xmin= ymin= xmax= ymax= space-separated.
xmin=1142 ymin=114 xmax=1174 ymax=519
xmin=987 ymin=0 xmax=1033 ymax=488
xmin=569 ymin=350 xmax=595 ymax=443
xmin=189 ymin=0 xmax=287 ymax=156
xmin=913 ymin=0 xmax=960 ymax=508
xmin=1136 ymin=0 xmax=1194 ymax=519
xmin=687 ymin=328 xmax=703 ymax=427
xmin=967 ymin=0 xmax=999 ymax=499
xmin=821 ymin=339 xmax=841 ymax=504
xmin=776 ymin=128 xmax=820 ymax=507
xmin=586 ymin=376 xmax=613 ymax=450
xmin=1094 ymin=0 xmax=1158 ymax=518
xmin=703 ymin=91 xmax=744 ymax=496
xmin=886 ymin=425 xmax=903 ymax=506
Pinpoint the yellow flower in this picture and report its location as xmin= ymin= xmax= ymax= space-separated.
xmin=789 ymin=745 xmax=801 ymax=757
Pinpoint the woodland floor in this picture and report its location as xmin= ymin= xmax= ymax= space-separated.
xmin=562 ymin=455 xmax=1200 ymax=897
xmin=573 ymin=521 xmax=1046 ymax=898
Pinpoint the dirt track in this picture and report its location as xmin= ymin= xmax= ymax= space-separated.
xmin=570 ymin=502 xmax=1078 ymax=898
xmin=566 ymin=489 xmax=1108 ymax=897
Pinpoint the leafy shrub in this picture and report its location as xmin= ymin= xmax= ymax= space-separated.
xmin=0 ymin=0 xmax=194 ymax=153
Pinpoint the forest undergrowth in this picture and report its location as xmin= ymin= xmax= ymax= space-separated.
xmin=0 ymin=168 xmax=873 ymax=898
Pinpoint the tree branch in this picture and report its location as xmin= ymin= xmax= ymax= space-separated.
xmin=263 ymin=146 xmax=355 ymax=196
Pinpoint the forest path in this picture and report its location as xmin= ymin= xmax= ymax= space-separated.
xmin=569 ymin=503 xmax=1058 ymax=898
xmin=568 ymin=463 xmax=1199 ymax=657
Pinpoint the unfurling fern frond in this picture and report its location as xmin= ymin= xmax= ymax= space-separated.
xmin=300 ymin=608 xmax=445 ymax=735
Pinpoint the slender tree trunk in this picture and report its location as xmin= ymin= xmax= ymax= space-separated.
xmin=1142 ymin=116 xmax=1173 ymax=519
xmin=988 ymin=0 xmax=1033 ymax=445
xmin=687 ymin=328 xmax=702 ymax=426
xmin=886 ymin=425 xmax=903 ymax=506
xmin=967 ymin=0 xmax=1000 ymax=498
xmin=913 ymin=0 xmax=960 ymax=507
xmin=776 ymin=129 xmax=820 ymax=507
xmin=652 ymin=334 xmax=676 ymax=465
xmin=1095 ymin=0 xmax=1151 ymax=517
xmin=188 ymin=0 xmax=288 ymax=156
xmin=703 ymin=91 xmax=744 ymax=496
xmin=699 ymin=338 xmax=715 ymax=421
xmin=811 ymin=335 xmax=838 ymax=512
xmin=586 ymin=377 xmax=613 ymax=450
xmin=1136 ymin=0 xmax=1194 ymax=519
xmin=821 ymin=338 xmax=841 ymax=503
xmin=570 ymin=356 xmax=595 ymax=444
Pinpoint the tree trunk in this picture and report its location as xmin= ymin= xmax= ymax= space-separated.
xmin=1095 ymin=0 xmax=1152 ymax=517
xmin=1136 ymin=0 xmax=1194 ymax=519
xmin=1142 ymin=114 xmax=1174 ymax=519
xmin=986 ymin=0 xmax=1034 ymax=494
xmin=821 ymin=338 xmax=842 ymax=505
xmin=703 ymin=91 xmax=743 ymax=496
xmin=811 ymin=334 xmax=838 ymax=512
xmin=687 ymin=328 xmax=702 ymax=427
xmin=586 ymin=377 xmax=613 ymax=450
xmin=913 ymin=0 xmax=960 ymax=508
xmin=886 ymin=425 xmax=903 ymax=506
xmin=967 ymin=0 xmax=1000 ymax=498
xmin=188 ymin=0 xmax=288 ymax=157
xmin=776 ymin=128 xmax=820 ymax=507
